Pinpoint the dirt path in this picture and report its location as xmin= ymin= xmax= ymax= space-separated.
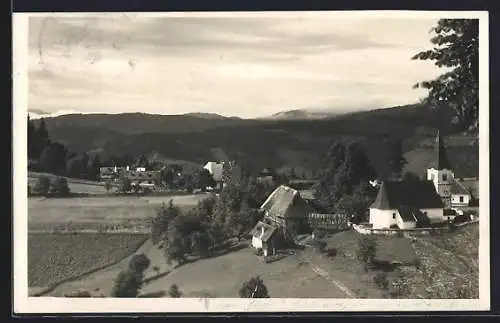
xmin=295 ymin=251 xmax=357 ymax=298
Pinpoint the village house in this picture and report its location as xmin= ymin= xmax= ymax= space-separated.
xmin=99 ymin=166 xmax=129 ymax=181
xmin=125 ymin=169 xmax=161 ymax=187
xmin=259 ymin=185 xmax=310 ymax=241
xmin=368 ymin=180 xmax=445 ymax=229
xmin=204 ymin=160 xmax=242 ymax=189
xmin=250 ymin=221 xmax=281 ymax=257
xmin=426 ymin=130 xmax=478 ymax=210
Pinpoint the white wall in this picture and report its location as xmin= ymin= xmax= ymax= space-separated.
xmin=451 ymin=194 xmax=470 ymax=206
xmin=395 ymin=211 xmax=417 ymax=229
xmin=251 ymin=236 xmax=262 ymax=249
xmin=422 ymin=208 xmax=444 ymax=223
xmin=427 ymin=168 xmax=454 ymax=197
xmin=369 ymin=208 xmax=397 ymax=229
xmin=204 ymin=162 xmax=224 ymax=182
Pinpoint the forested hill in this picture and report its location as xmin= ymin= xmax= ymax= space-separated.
xmin=32 ymin=104 xmax=478 ymax=179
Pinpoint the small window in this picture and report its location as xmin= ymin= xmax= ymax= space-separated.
xmin=442 ymin=174 xmax=448 ymax=181
xmin=148 ymin=180 xmax=152 ymax=184
xmin=459 ymin=196 xmax=464 ymax=202
xmin=392 ymin=213 xmax=396 ymax=219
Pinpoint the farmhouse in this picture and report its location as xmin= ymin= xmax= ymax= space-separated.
xmin=260 ymin=185 xmax=309 ymax=240
xmin=426 ymin=130 xmax=478 ymax=209
xmin=203 ymin=161 xmax=224 ymax=182
xmin=204 ymin=160 xmax=242 ymax=189
xmin=124 ymin=170 xmax=161 ymax=187
xmin=250 ymin=221 xmax=281 ymax=256
xmin=369 ymin=180 xmax=445 ymax=229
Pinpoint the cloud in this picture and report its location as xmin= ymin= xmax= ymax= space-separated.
xmin=28 ymin=14 xmax=442 ymax=118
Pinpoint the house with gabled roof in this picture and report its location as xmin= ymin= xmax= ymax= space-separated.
xmin=260 ymin=185 xmax=309 ymax=240
xmin=250 ymin=221 xmax=281 ymax=256
xmin=369 ymin=180 xmax=445 ymax=229
xmin=426 ymin=130 xmax=478 ymax=209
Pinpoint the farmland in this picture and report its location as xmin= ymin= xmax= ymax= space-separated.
xmin=28 ymin=194 xmax=209 ymax=232
xmin=28 ymin=232 xmax=148 ymax=288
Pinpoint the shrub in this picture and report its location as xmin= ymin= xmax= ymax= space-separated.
xmin=111 ymin=270 xmax=143 ymax=298
xmin=104 ymin=180 xmax=112 ymax=193
xmin=49 ymin=177 xmax=70 ymax=197
xmin=323 ymin=247 xmax=338 ymax=258
xmin=33 ymin=176 xmax=51 ymax=196
xmin=168 ymin=284 xmax=183 ymax=298
xmin=357 ymin=236 xmax=377 ymax=270
xmin=373 ymin=272 xmax=389 ymax=290
xmin=239 ymin=276 xmax=270 ymax=298
xmin=128 ymin=253 xmax=151 ymax=274
xmin=311 ymin=239 xmax=327 ymax=252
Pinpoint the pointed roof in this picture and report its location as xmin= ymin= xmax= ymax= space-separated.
xmin=430 ymin=130 xmax=453 ymax=170
xmin=369 ymin=180 xmax=444 ymax=210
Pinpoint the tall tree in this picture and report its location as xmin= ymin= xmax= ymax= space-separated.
xmin=36 ymin=118 xmax=51 ymax=150
xmin=27 ymin=115 xmax=37 ymax=158
xmin=412 ymin=19 xmax=479 ymax=133
xmin=387 ymin=140 xmax=407 ymax=179
xmin=40 ymin=142 xmax=67 ymax=174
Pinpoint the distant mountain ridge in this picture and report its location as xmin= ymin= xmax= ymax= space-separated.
xmin=264 ymin=109 xmax=344 ymax=120
xmin=27 ymin=103 xmax=479 ymax=179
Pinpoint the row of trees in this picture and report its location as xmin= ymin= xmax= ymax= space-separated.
xmin=313 ymin=141 xmax=378 ymax=217
xmin=148 ymin=178 xmax=277 ymax=265
xmin=28 ymin=116 xmax=103 ymax=180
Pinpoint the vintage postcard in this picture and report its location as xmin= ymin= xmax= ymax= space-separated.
xmin=13 ymin=10 xmax=489 ymax=313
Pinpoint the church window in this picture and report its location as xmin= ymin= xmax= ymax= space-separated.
xmin=392 ymin=213 xmax=396 ymax=219
xmin=459 ymin=196 xmax=464 ymax=203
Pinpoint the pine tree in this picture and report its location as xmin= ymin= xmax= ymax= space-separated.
xmin=412 ymin=19 xmax=479 ymax=133
xmin=387 ymin=140 xmax=407 ymax=179
xmin=36 ymin=118 xmax=51 ymax=152
xmin=27 ymin=115 xmax=37 ymax=158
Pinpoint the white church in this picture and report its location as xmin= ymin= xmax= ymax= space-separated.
xmin=369 ymin=130 xmax=477 ymax=230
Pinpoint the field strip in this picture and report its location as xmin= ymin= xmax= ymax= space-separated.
xmin=33 ymin=238 xmax=150 ymax=297
xmin=309 ymin=265 xmax=357 ymax=298
xmin=296 ymin=252 xmax=357 ymax=298
xmin=415 ymin=238 xmax=478 ymax=271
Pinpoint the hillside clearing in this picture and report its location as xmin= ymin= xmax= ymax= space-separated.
xmin=28 ymin=233 xmax=148 ymax=289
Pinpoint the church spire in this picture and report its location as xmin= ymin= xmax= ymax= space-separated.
xmin=434 ymin=129 xmax=452 ymax=170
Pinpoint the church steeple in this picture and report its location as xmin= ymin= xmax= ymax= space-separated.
xmin=434 ymin=129 xmax=452 ymax=170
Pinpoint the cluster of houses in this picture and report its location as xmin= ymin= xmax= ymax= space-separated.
xmin=249 ymin=130 xmax=479 ymax=256
xmin=99 ymin=166 xmax=163 ymax=188
xmin=369 ymin=130 xmax=478 ymax=230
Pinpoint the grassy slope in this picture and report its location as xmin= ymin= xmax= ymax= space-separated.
xmin=28 ymin=233 xmax=148 ymax=288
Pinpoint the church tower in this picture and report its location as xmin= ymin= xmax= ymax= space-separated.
xmin=426 ymin=130 xmax=454 ymax=208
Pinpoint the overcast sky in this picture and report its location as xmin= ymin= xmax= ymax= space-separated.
xmin=28 ymin=13 xmax=443 ymax=118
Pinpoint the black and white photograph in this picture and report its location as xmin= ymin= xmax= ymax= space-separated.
xmin=13 ymin=11 xmax=489 ymax=313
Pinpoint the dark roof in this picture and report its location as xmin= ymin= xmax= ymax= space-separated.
xmin=397 ymin=206 xmax=417 ymax=223
xmin=429 ymin=130 xmax=453 ymax=170
xmin=260 ymin=185 xmax=308 ymax=218
xmin=450 ymin=180 xmax=470 ymax=195
xmin=250 ymin=221 xmax=278 ymax=242
xmin=458 ymin=178 xmax=479 ymax=199
xmin=370 ymin=180 xmax=443 ymax=210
